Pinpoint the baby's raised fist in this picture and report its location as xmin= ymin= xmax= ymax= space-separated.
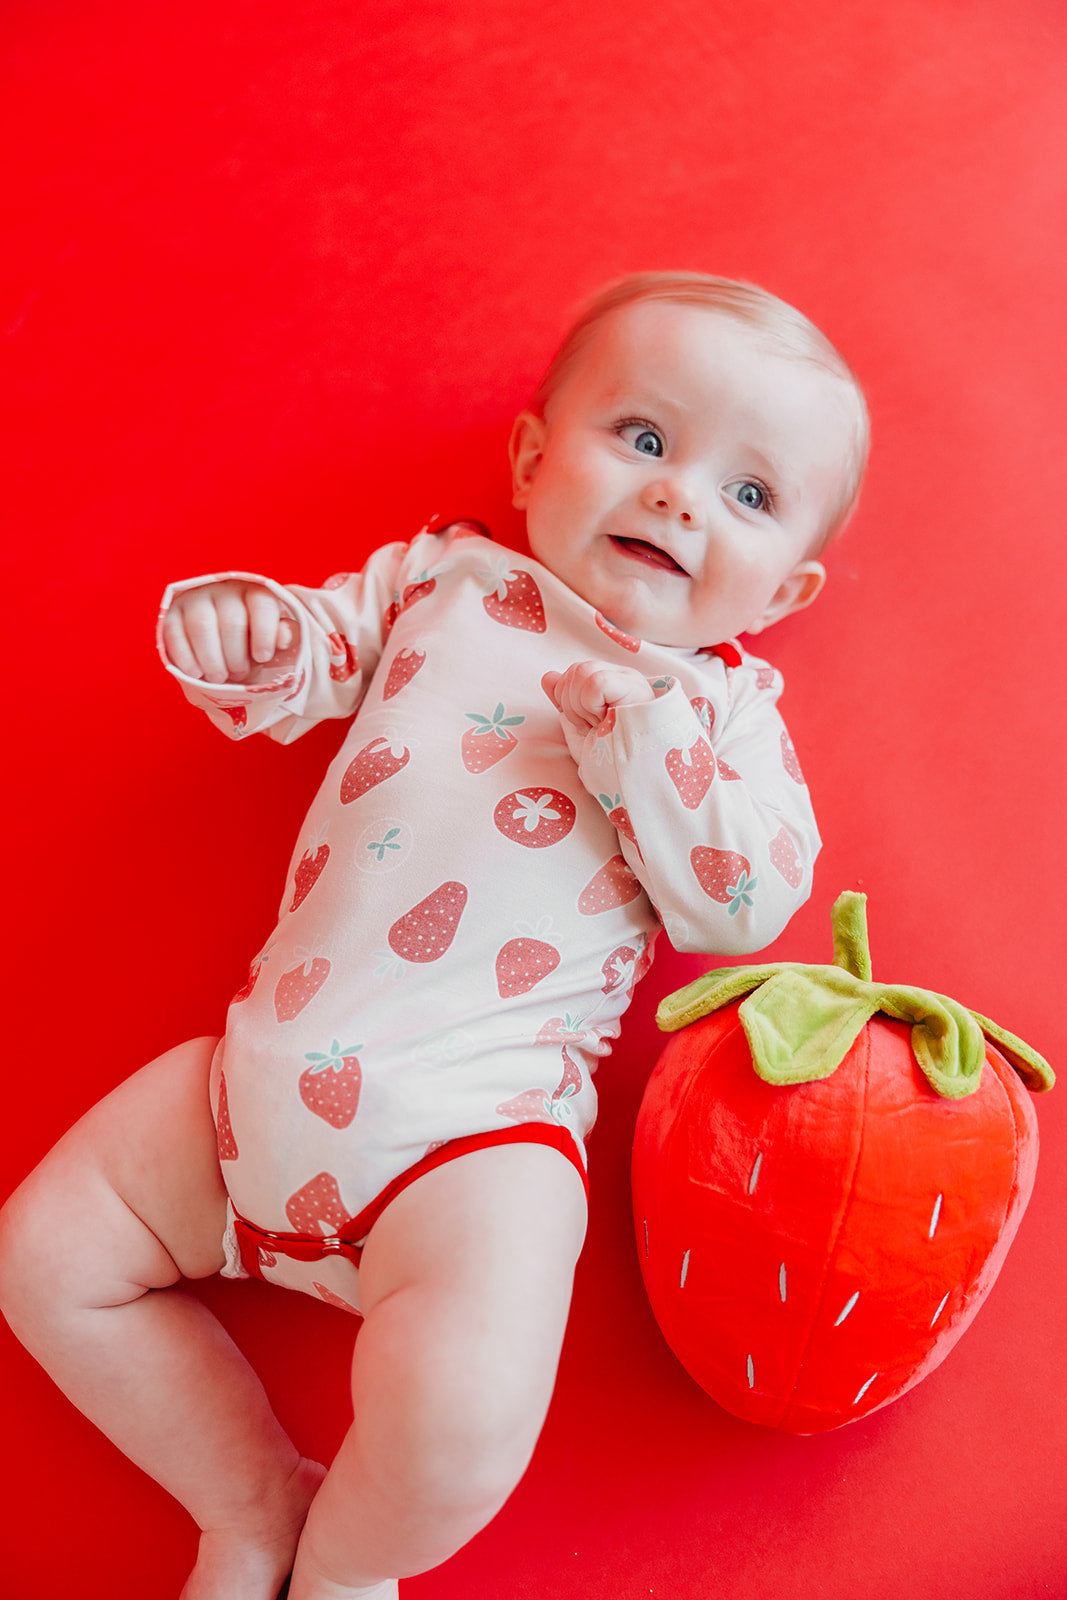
xmin=162 ymin=581 xmax=294 ymax=683
xmin=542 ymin=660 xmax=655 ymax=735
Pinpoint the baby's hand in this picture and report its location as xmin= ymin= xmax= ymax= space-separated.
xmin=542 ymin=661 xmax=655 ymax=735
xmin=161 ymin=580 xmax=295 ymax=683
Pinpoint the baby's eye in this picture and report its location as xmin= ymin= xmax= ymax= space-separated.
xmin=725 ymin=480 xmax=767 ymax=511
xmin=618 ymin=423 xmax=665 ymax=457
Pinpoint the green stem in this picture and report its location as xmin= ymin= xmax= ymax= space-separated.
xmin=830 ymin=891 xmax=872 ymax=982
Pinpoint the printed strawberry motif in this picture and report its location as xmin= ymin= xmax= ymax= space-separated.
xmin=691 ymin=696 xmax=715 ymax=737
xmin=274 ymin=957 xmax=331 ymax=1020
xmin=595 ymin=611 xmax=642 ymax=652
xmin=388 ymin=882 xmax=468 ymax=963
xmin=555 ymin=1046 xmax=583 ymax=1099
xmin=601 ymin=945 xmax=638 ymax=994
xmin=633 ymin=936 xmax=654 ymax=984
xmin=402 ymin=575 xmax=437 ymax=609
xmin=382 ymin=648 xmax=426 ymax=700
xmin=481 ymin=561 xmax=547 ymax=632
xmin=232 ymin=955 xmax=264 ymax=1002
xmin=382 ymin=571 xmax=438 ymax=641
xmin=596 ymin=708 xmax=617 ymax=736
xmin=769 ymin=827 xmax=804 ymax=888
xmin=535 ymin=1013 xmax=587 ymax=1046
xmin=313 ymin=1281 xmax=360 ymax=1314
xmin=781 ymin=730 xmax=805 ymax=784
xmin=494 ymin=788 xmax=576 ymax=848
xmin=216 ymin=1072 xmax=238 ymax=1160
xmin=461 ymin=703 xmax=525 ymax=772
xmin=495 ymin=1087 xmax=561 ymax=1123
xmin=497 ymin=1054 xmax=581 ymax=1124
xmin=717 ymin=757 xmax=741 ymax=781
xmin=208 ymin=699 xmax=248 ymax=733
xmin=281 ymin=668 xmax=306 ymax=703
xmin=340 ymin=737 xmax=411 ymax=803
xmin=578 ymin=855 xmax=643 ymax=914
xmin=289 ymin=829 xmax=330 ymax=911
xmin=597 ymin=793 xmax=640 ymax=851
xmin=665 ymin=738 xmax=716 ymax=809
xmin=756 ymin=666 xmax=777 ymax=690
xmin=322 ymin=572 xmax=353 ymax=591
xmin=691 ymin=848 xmax=757 ymax=915
xmin=285 ymin=1172 xmax=352 ymax=1234
xmin=496 ymin=927 xmax=561 ymax=996
xmin=299 ymin=1039 xmax=363 ymax=1128
xmin=327 ymin=632 xmax=359 ymax=682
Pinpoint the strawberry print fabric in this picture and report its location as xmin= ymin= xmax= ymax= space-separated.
xmin=159 ymin=522 xmax=820 ymax=1309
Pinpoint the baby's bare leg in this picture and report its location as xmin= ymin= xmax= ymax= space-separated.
xmin=288 ymin=1142 xmax=588 ymax=1600
xmin=0 ymin=1037 xmax=323 ymax=1600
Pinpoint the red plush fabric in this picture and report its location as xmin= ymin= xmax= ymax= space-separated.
xmin=633 ymin=1009 xmax=1040 ymax=1433
xmin=2 ymin=3 xmax=1066 ymax=1597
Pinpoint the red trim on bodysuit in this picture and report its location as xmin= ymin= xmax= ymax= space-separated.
xmin=231 ymin=1123 xmax=589 ymax=1283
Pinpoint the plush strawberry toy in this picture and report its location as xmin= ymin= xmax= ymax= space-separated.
xmin=632 ymin=892 xmax=1054 ymax=1433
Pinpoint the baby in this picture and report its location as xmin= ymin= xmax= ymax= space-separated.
xmin=0 ymin=272 xmax=868 ymax=1600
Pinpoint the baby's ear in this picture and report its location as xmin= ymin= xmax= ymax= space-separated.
xmin=745 ymin=560 xmax=826 ymax=634
xmin=509 ymin=411 xmax=547 ymax=508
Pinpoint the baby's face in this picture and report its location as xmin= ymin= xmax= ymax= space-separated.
xmin=512 ymin=302 xmax=857 ymax=647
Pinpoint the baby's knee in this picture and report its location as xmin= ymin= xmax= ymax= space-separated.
xmin=0 ymin=1147 xmax=131 ymax=1332
xmin=397 ymin=1369 xmax=548 ymax=1529
xmin=0 ymin=1176 xmax=55 ymax=1333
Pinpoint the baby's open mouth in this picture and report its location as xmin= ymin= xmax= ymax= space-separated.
xmin=611 ymin=536 xmax=686 ymax=575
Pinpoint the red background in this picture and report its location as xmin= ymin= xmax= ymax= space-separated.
xmin=3 ymin=3 xmax=1066 ymax=1596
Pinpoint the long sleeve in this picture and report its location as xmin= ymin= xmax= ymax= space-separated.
xmin=157 ymin=541 xmax=414 ymax=744
xmin=563 ymin=670 xmax=820 ymax=956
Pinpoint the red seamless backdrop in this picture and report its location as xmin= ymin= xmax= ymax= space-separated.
xmin=2 ymin=3 xmax=1066 ymax=1597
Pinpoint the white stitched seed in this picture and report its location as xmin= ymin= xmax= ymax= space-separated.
xmin=746 ymin=1355 xmax=755 ymax=1389
xmin=778 ymin=1263 xmax=787 ymax=1304
xmin=928 ymin=1194 xmax=943 ymax=1239
xmin=930 ymin=1291 xmax=951 ymax=1327
xmin=748 ymin=1151 xmax=763 ymax=1194
xmin=835 ymin=1291 xmax=860 ymax=1326
xmin=680 ymin=1249 xmax=690 ymax=1287
xmin=643 ymin=1219 xmax=649 ymax=1258
xmin=853 ymin=1374 xmax=878 ymax=1405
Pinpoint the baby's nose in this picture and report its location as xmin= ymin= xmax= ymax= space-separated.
xmin=655 ymin=497 xmax=694 ymax=525
xmin=644 ymin=478 xmax=702 ymax=526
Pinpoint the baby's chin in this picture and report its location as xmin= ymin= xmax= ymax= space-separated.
xmin=591 ymin=591 xmax=725 ymax=650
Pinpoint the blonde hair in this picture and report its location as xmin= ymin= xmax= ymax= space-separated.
xmin=530 ymin=271 xmax=869 ymax=544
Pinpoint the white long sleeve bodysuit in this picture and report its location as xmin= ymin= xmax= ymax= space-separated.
xmin=161 ymin=522 xmax=820 ymax=1313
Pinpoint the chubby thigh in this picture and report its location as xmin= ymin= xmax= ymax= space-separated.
xmin=357 ymin=1140 xmax=589 ymax=1457
xmin=1 ymin=1036 xmax=230 ymax=1316
xmin=285 ymin=1142 xmax=589 ymax=1589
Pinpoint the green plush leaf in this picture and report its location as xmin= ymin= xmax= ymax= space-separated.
xmin=877 ymin=986 xmax=986 ymax=1097
xmin=968 ymin=1009 xmax=1054 ymax=1091
xmin=655 ymin=963 xmax=784 ymax=1032
xmin=739 ymin=968 xmax=880 ymax=1084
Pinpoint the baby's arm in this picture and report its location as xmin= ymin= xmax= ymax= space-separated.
xmin=548 ymin=658 xmax=820 ymax=955
xmin=158 ymin=541 xmax=414 ymax=744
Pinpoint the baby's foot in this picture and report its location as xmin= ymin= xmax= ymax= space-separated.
xmin=181 ymin=1458 xmax=328 ymax=1600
